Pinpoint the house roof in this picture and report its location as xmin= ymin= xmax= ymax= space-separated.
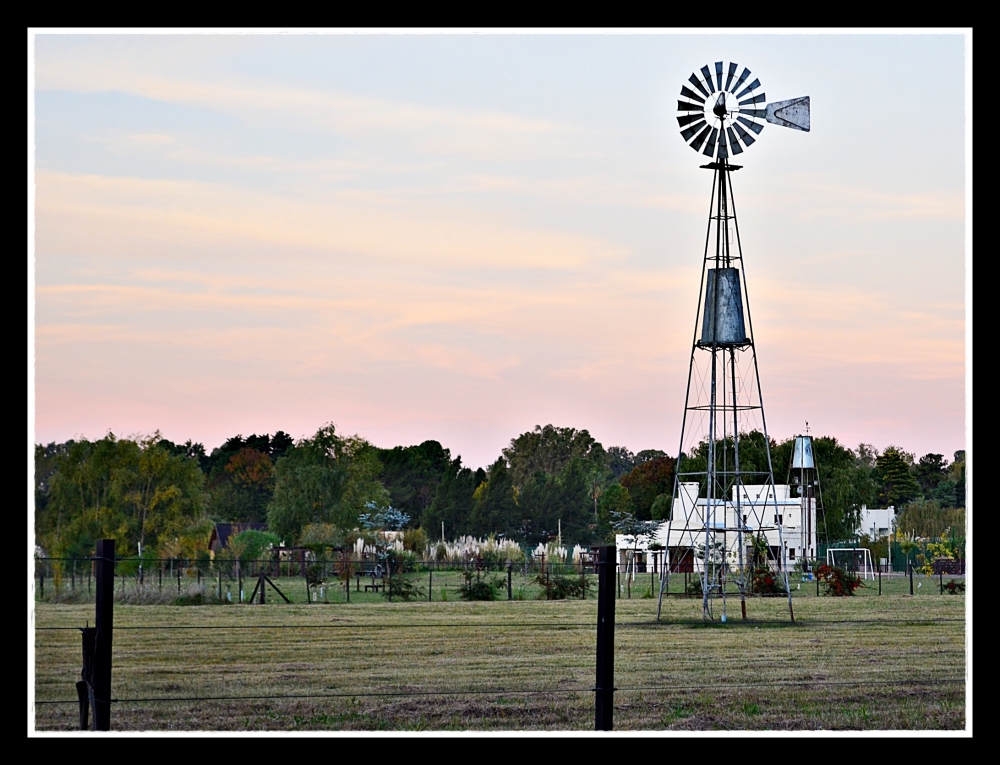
xmin=209 ymin=522 xmax=268 ymax=550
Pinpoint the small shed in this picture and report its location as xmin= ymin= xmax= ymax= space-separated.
xmin=208 ymin=522 xmax=269 ymax=554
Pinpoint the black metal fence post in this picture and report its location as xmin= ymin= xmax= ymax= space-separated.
xmin=595 ymin=545 xmax=616 ymax=731
xmin=93 ymin=539 xmax=115 ymax=731
xmin=508 ymin=563 xmax=513 ymax=601
xmin=940 ymin=569 xmax=944 ymax=594
xmin=909 ymin=564 xmax=914 ymax=596
xmin=76 ymin=626 xmax=96 ymax=729
xmin=878 ymin=562 xmax=882 ymax=596
xmin=429 ymin=568 xmax=433 ymax=602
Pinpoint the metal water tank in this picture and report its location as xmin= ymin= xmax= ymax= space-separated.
xmin=700 ymin=268 xmax=748 ymax=346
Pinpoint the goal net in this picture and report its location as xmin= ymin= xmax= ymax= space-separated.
xmin=826 ymin=548 xmax=874 ymax=580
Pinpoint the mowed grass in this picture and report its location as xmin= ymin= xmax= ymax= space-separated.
xmin=34 ymin=589 xmax=965 ymax=731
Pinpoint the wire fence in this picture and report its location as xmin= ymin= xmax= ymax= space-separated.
xmin=33 ymin=555 xmax=968 ymax=605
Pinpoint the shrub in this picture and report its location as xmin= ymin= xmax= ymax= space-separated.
xmin=174 ymin=591 xmax=205 ymax=606
xmin=305 ymin=564 xmax=326 ymax=589
xmin=535 ymin=572 xmax=588 ymax=600
xmin=943 ymin=579 xmax=965 ymax=594
xmin=752 ymin=566 xmax=787 ymax=596
xmin=402 ymin=528 xmax=428 ymax=556
xmin=459 ymin=570 xmax=503 ymax=601
xmin=384 ymin=574 xmax=424 ymax=602
xmin=816 ymin=564 xmax=864 ymax=596
xmin=386 ymin=549 xmax=419 ymax=573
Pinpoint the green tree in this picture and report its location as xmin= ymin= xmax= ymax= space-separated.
xmin=607 ymin=446 xmax=636 ymax=479
xmin=421 ymin=458 xmax=486 ymax=540
xmin=810 ymin=438 xmax=877 ymax=541
xmin=376 ymin=441 xmax=451 ymax=523
xmin=209 ymin=447 xmax=275 ymax=523
xmin=620 ymin=456 xmax=675 ymax=520
xmin=876 ymin=446 xmax=921 ymax=507
xmin=37 ymin=433 xmax=207 ymax=559
xmin=467 ymin=458 xmax=520 ymax=539
xmin=894 ymin=500 xmax=965 ymax=539
xmin=503 ymin=424 xmax=608 ymax=488
xmin=950 ymin=450 xmax=966 ymax=508
xmin=598 ymin=484 xmax=633 ymax=527
xmin=266 ymin=424 xmax=390 ymax=543
xmin=914 ymin=453 xmax=949 ymax=498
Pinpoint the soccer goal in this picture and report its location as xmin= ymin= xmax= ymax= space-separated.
xmin=826 ymin=548 xmax=874 ymax=580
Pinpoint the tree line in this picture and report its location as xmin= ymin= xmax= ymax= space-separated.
xmin=34 ymin=423 xmax=965 ymax=559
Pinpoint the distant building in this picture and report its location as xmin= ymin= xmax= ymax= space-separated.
xmin=208 ymin=522 xmax=268 ymax=554
xmin=616 ymin=482 xmax=818 ymax=574
xmin=856 ymin=505 xmax=895 ymax=539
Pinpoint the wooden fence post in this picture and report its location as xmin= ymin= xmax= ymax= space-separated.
xmin=595 ymin=545 xmax=616 ymax=731
xmin=93 ymin=539 xmax=115 ymax=731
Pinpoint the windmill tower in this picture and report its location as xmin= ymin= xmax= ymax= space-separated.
xmin=788 ymin=428 xmax=824 ymax=570
xmin=656 ymin=62 xmax=810 ymax=622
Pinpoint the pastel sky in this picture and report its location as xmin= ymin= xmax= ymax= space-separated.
xmin=30 ymin=31 xmax=968 ymax=470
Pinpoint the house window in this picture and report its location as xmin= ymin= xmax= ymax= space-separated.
xmin=789 ymin=548 xmax=796 ymax=559
xmin=774 ymin=515 xmax=783 ymax=525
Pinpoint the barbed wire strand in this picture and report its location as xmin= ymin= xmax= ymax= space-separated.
xmin=34 ymin=676 xmax=965 ymax=705
xmin=36 ymin=617 xmax=964 ymax=631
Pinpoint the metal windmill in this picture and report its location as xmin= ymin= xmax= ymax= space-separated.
xmin=656 ymin=62 xmax=810 ymax=623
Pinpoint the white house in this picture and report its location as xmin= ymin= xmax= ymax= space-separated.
xmin=856 ymin=505 xmax=895 ymax=539
xmin=616 ymin=482 xmax=818 ymax=575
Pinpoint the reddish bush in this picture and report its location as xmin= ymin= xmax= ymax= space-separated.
xmin=816 ymin=564 xmax=864 ymax=596
xmin=752 ymin=567 xmax=786 ymax=595
xmin=943 ymin=579 xmax=965 ymax=594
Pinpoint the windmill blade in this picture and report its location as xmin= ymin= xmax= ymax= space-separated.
xmin=733 ymin=121 xmax=756 ymax=146
xmin=725 ymin=62 xmax=738 ymax=91
xmin=677 ymin=113 xmax=704 ymax=127
xmin=765 ymin=96 xmax=811 ymax=132
xmin=702 ymin=127 xmax=718 ymax=157
xmin=681 ymin=119 xmax=707 ymax=141
xmin=689 ymin=124 xmax=712 ymax=152
xmin=677 ymin=100 xmax=705 ymax=112
xmin=688 ymin=73 xmax=711 ymax=99
xmin=715 ymin=62 xmax=724 ymax=91
xmin=732 ymin=67 xmax=751 ymax=94
xmin=726 ymin=126 xmax=744 ymax=154
xmin=739 ymin=108 xmax=767 ymax=118
xmin=737 ymin=116 xmax=765 ymax=135
xmin=735 ymin=78 xmax=761 ymax=99
xmin=700 ymin=65 xmax=716 ymax=93
xmin=680 ymin=85 xmax=706 ymax=104
xmin=739 ymin=93 xmax=766 ymax=107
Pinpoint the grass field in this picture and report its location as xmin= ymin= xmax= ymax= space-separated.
xmin=33 ymin=577 xmax=966 ymax=731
